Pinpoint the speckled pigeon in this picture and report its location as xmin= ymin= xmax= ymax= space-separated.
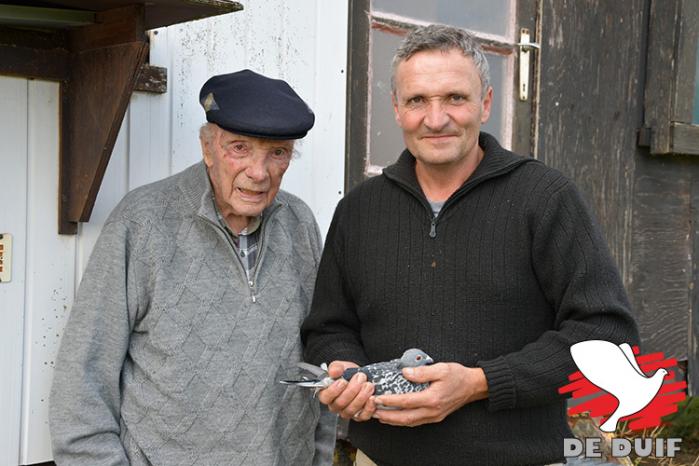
xmin=280 ymin=348 xmax=434 ymax=396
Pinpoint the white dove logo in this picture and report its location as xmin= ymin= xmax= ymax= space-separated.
xmin=569 ymin=340 xmax=668 ymax=433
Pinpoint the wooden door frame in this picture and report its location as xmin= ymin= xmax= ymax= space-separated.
xmin=345 ymin=0 xmax=371 ymax=192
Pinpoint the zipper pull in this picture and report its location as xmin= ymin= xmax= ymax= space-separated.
xmin=429 ymin=219 xmax=437 ymax=238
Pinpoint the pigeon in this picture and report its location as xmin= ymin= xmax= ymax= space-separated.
xmin=280 ymin=348 xmax=435 ymax=396
xmin=570 ymin=340 xmax=668 ymax=433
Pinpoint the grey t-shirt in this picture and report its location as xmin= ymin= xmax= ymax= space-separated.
xmin=428 ymin=199 xmax=445 ymax=217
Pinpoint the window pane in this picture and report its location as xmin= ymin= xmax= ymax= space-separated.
xmin=369 ymin=29 xmax=405 ymax=167
xmin=369 ymin=28 xmax=509 ymax=168
xmin=373 ymin=0 xmax=513 ymax=38
xmin=481 ymin=53 xmax=505 ymax=143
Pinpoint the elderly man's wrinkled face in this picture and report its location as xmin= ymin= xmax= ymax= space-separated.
xmin=202 ymin=125 xmax=293 ymax=233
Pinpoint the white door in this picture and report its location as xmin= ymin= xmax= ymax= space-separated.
xmin=0 ymin=77 xmax=76 ymax=465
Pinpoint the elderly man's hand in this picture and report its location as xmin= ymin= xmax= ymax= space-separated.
xmin=318 ymin=361 xmax=376 ymax=422
xmin=371 ymin=363 xmax=488 ymax=427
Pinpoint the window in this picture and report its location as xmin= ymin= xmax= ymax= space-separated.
xmin=346 ymin=0 xmax=537 ymax=187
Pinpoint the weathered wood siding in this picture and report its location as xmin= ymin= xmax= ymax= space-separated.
xmin=537 ymin=0 xmax=643 ymax=285
xmin=631 ymin=155 xmax=692 ymax=362
xmin=538 ymin=0 xmax=696 ymax=392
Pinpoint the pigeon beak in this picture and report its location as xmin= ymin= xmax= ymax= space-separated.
xmin=425 ymin=357 xmax=434 ymax=365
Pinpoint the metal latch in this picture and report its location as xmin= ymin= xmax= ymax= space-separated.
xmin=0 ymin=233 xmax=12 ymax=282
xmin=518 ymin=28 xmax=540 ymax=101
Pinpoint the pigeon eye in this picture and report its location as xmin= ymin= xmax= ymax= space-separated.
xmin=416 ymin=356 xmax=422 ymax=361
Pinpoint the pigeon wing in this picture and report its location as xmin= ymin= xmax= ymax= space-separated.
xmin=363 ymin=366 xmax=429 ymax=396
xmin=363 ymin=358 xmax=400 ymax=372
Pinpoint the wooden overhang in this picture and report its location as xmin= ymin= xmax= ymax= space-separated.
xmin=0 ymin=1 xmax=243 ymax=234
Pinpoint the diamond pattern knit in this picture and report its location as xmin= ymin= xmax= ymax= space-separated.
xmin=51 ymin=162 xmax=330 ymax=466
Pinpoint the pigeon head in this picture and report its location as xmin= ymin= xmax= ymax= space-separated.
xmin=398 ymin=348 xmax=434 ymax=368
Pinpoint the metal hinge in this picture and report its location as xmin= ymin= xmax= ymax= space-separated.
xmin=518 ymin=28 xmax=540 ymax=101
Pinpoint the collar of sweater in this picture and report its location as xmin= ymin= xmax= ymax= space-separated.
xmin=382 ymin=131 xmax=535 ymax=206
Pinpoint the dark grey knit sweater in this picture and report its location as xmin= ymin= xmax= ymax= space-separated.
xmin=302 ymin=133 xmax=639 ymax=466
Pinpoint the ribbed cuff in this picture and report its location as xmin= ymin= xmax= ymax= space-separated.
xmin=477 ymin=355 xmax=517 ymax=412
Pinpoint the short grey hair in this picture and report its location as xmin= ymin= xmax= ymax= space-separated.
xmin=199 ymin=122 xmax=219 ymax=146
xmin=391 ymin=24 xmax=491 ymax=99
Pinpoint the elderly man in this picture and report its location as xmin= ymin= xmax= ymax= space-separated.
xmin=301 ymin=25 xmax=639 ymax=466
xmin=50 ymin=70 xmax=336 ymax=465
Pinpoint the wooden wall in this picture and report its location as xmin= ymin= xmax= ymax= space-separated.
xmin=537 ymin=0 xmax=697 ymax=392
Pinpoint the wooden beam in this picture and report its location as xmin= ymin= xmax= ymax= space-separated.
xmin=59 ymin=4 xmax=148 ymax=233
xmin=643 ymin=0 xmax=681 ymax=154
xmin=671 ymin=123 xmax=699 ymax=155
xmin=691 ymin=180 xmax=699 ymax=395
xmin=135 ymin=64 xmax=167 ymax=94
xmin=345 ymin=0 xmax=370 ymax=191
xmin=674 ymin=0 xmax=699 ymax=123
xmin=8 ymin=0 xmax=244 ymax=30
xmin=70 ymin=4 xmax=147 ymax=51
xmin=0 ymin=26 xmax=69 ymax=81
xmin=0 ymin=4 xmax=94 ymax=28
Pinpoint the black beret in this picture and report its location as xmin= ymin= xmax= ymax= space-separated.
xmin=199 ymin=69 xmax=315 ymax=140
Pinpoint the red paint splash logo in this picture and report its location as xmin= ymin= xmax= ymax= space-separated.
xmin=559 ymin=345 xmax=687 ymax=431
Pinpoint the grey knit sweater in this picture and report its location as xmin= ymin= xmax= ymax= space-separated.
xmin=50 ymin=162 xmax=336 ymax=465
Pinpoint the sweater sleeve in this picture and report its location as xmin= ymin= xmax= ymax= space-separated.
xmin=302 ymin=200 xmax=370 ymax=367
xmin=49 ymin=219 xmax=140 ymax=465
xmin=477 ymin=179 xmax=639 ymax=411
xmin=312 ymin=404 xmax=338 ymax=466
xmin=308 ymin=214 xmax=324 ymax=267
xmin=305 ymin=217 xmax=340 ymax=465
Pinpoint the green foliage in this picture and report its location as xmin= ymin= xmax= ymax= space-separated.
xmin=661 ymin=396 xmax=699 ymax=449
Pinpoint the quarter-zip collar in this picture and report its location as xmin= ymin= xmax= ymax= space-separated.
xmin=382 ymin=132 xmax=536 ymax=238
xmin=382 ymin=131 xmax=535 ymax=210
xmin=179 ymin=161 xmax=283 ymax=302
